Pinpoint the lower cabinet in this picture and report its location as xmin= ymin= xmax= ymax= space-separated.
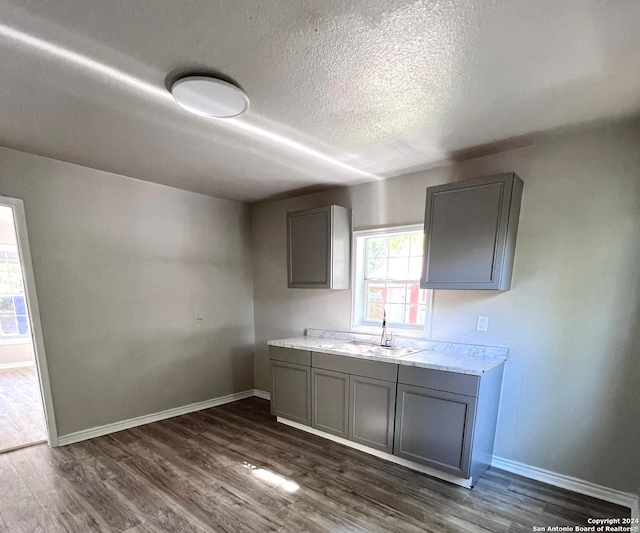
xmin=349 ymin=375 xmax=396 ymax=453
xmin=393 ymin=364 xmax=504 ymax=484
xmin=270 ymin=345 xmax=504 ymax=485
xmin=309 ymin=352 xmax=397 ymax=453
xmin=394 ymin=384 xmax=476 ymax=477
xmin=311 ymin=367 xmax=396 ymax=452
xmin=312 ymin=368 xmax=349 ymax=438
xmin=270 ymin=347 xmax=312 ymax=426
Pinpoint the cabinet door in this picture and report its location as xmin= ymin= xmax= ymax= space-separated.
xmin=271 ymin=361 xmax=311 ymax=426
xmin=312 ymin=368 xmax=349 ymax=438
xmin=394 ymin=384 xmax=476 ymax=478
xmin=287 ymin=207 xmax=331 ymax=288
xmin=349 ymin=375 xmax=396 ymax=453
xmin=421 ymin=173 xmax=523 ymax=290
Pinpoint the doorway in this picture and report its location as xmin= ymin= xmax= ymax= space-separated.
xmin=0 ymin=197 xmax=57 ymax=451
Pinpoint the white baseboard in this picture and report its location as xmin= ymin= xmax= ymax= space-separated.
xmin=253 ymin=389 xmax=270 ymax=400
xmin=58 ymin=389 xmax=257 ymax=446
xmin=0 ymin=361 xmax=34 ymax=370
xmin=278 ymin=417 xmax=473 ymax=488
xmin=492 ymin=456 xmax=639 ymax=518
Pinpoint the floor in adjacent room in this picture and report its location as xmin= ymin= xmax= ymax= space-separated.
xmin=0 ymin=365 xmax=46 ymax=453
xmin=0 ymin=397 xmax=629 ymax=532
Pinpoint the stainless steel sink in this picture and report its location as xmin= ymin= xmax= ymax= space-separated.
xmin=317 ymin=341 xmax=421 ymax=358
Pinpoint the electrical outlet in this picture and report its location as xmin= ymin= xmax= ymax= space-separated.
xmin=476 ymin=315 xmax=489 ymax=332
xmin=195 ymin=316 xmax=204 ymax=323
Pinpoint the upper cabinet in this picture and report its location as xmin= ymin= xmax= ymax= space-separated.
xmin=287 ymin=205 xmax=352 ymax=289
xmin=421 ymin=173 xmax=523 ymax=290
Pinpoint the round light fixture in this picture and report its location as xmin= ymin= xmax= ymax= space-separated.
xmin=170 ymin=76 xmax=249 ymax=119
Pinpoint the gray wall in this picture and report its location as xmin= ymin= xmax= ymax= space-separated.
xmin=251 ymin=121 xmax=640 ymax=495
xmin=0 ymin=147 xmax=255 ymax=436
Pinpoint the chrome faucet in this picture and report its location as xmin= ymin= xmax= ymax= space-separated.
xmin=380 ymin=310 xmax=393 ymax=347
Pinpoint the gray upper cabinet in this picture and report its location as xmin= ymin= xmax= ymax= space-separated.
xmin=421 ymin=173 xmax=523 ymax=290
xmin=287 ymin=205 xmax=351 ymax=289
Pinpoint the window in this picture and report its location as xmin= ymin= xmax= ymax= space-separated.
xmin=0 ymin=246 xmax=29 ymax=337
xmin=353 ymin=225 xmax=431 ymax=330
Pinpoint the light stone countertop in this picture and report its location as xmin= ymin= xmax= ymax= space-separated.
xmin=267 ymin=336 xmax=507 ymax=376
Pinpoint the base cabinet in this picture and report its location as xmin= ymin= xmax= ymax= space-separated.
xmin=309 ymin=352 xmax=397 ymax=452
xmin=270 ymin=347 xmax=312 ymax=426
xmin=349 ymin=375 xmax=396 ymax=453
xmin=270 ymin=345 xmax=504 ymax=485
xmin=394 ymin=384 xmax=476 ymax=477
xmin=312 ymin=368 xmax=349 ymax=438
xmin=393 ymin=364 xmax=504 ymax=485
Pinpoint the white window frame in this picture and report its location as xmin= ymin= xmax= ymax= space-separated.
xmin=351 ymin=224 xmax=433 ymax=336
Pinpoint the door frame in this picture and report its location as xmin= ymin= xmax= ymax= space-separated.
xmin=2 ymin=196 xmax=58 ymax=446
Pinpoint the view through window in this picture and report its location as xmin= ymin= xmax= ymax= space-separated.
xmin=0 ymin=245 xmax=29 ymax=337
xmin=354 ymin=227 xmax=430 ymax=328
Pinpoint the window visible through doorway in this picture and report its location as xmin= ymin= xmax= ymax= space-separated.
xmin=353 ymin=225 xmax=431 ymax=329
xmin=0 ymin=245 xmax=29 ymax=337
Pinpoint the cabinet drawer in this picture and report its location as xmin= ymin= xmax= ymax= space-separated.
xmin=312 ymin=352 xmax=397 ymax=382
xmin=398 ymin=366 xmax=479 ymax=397
xmin=269 ymin=346 xmax=311 ymax=366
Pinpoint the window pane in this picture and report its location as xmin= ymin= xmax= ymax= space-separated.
xmin=366 ymin=237 xmax=388 ymax=261
xmin=387 ymin=257 xmax=409 ymax=280
xmin=386 ymin=284 xmax=406 ymax=304
xmin=17 ymin=315 xmax=29 ymax=335
xmin=417 ymin=288 xmax=428 ymax=304
xmin=366 ymin=303 xmax=385 ymax=322
xmin=366 ymin=283 xmax=386 ymax=322
xmin=6 ymin=251 xmax=19 ymax=264
xmin=365 ymin=258 xmax=387 ymax=279
xmin=389 ymin=235 xmax=410 ymax=257
xmin=385 ymin=304 xmax=404 ymax=323
xmin=409 ymin=303 xmax=428 ymax=325
xmin=0 ymin=296 xmax=13 ymax=314
xmin=367 ymin=284 xmax=385 ymax=302
xmin=410 ymin=233 xmax=424 ymax=256
xmin=0 ymin=273 xmax=11 ymax=293
xmin=0 ymin=251 xmax=6 ymax=263
xmin=405 ymin=284 xmax=421 ymax=305
xmin=13 ymin=296 xmax=26 ymax=315
xmin=0 ymin=315 xmax=17 ymax=334
xmin=9 ymin=274 xmax=23 ymax=293
xmin=408 ymin=257 xmax=422 ymax=279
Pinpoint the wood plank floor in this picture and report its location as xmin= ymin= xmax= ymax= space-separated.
xmin=0 ymin=397 xmax=629 ymax=532
xmin=0 ymin=365 xmax=46 ymax=452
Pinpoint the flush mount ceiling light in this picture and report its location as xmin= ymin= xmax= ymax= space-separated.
xmin=170 ymin=76 xmax=249 ymax=119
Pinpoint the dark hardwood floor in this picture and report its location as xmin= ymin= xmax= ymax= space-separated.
xmin=0 ymin=397 xmax=629 ymax=532
xmin=0 ymin=365 xmax=46 ymax=453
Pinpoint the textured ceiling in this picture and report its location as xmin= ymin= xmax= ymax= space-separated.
xmin=0 ymin=0 xmax=639 ymax=202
